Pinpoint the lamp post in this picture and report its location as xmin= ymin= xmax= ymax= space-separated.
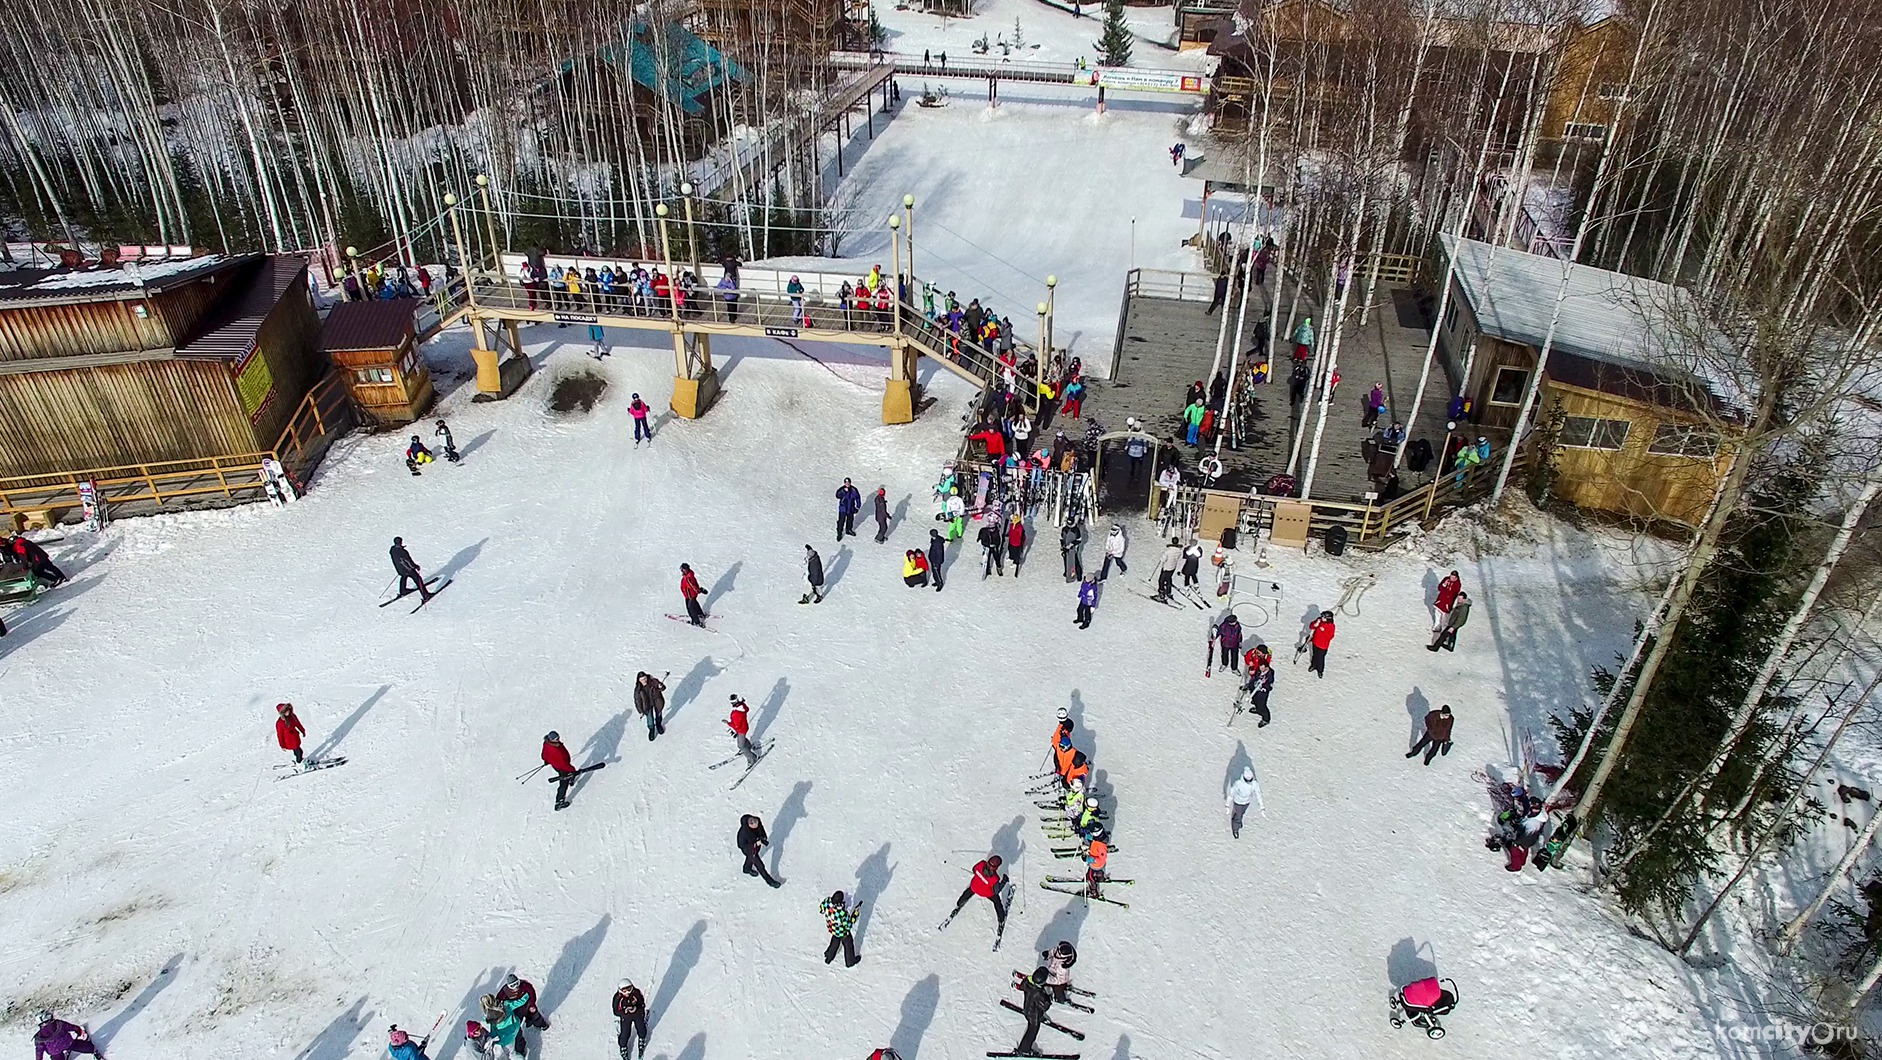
xmin=344 ymin=245 xmax=360 ymax=300
xmin=887 ymin=214 xmax=904 ymax=337
xmin=475 ymin=174 xmax=504 ymax=287
xmin=1036 ymin=301 xmax=1049 ymax=412
xmin=680 ymin=181 xmax=701 ymax=280
xmin=1044 ymin=273 xmax=1057 ymax=358
xmin=654 ymin=202 xmax=680 ymax=325
xmin=903 ymin=194 xmax=916 ymax=281
xmin=442 ymin=193 xmax=477 ymax=310
xmin=1424 ymin=419 xmax=1458 ymax=522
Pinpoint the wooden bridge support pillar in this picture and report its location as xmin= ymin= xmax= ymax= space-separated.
xmin=470 ymin=315 xmax=532 ymax=401
xmin=883 ymin=338 xmax=921 ymax=425
xmin=671 ymin=330 xmax=721 ymax=419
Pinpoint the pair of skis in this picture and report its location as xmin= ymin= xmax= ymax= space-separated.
xmin=709 ymin=739 xmax=774 ymax=789
xmin=1010 ymin=972 xmax=1095 ymax=1013
xmin=664 ymin=612 xmax=718 ymax=632
xmin=380 ymin=577 xmax=450 ymax=613
xmin=275 ymin=756 xmax=347 ymax=780
xmin=997 ymin=999 xmax=1084 ymax=1040
xmin=1039 ymin=877 xmax=1131 ymax=908
xmin=551 ymin=761 xmax=607 ymax=810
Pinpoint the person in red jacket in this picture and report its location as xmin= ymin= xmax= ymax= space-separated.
xmin=1006 ymin=515 xmax=1027 ymax=578
xmin=542 ymin=731 xmax=578 ymax=810
xmin=1306 ymin=611 xmax=1336 ymax=678
xmin=275 ymin=703 xmax=306 ymax=766
xmin=946 ymin=855 xmax=1008 ymax=935
xmin=1432 ymin=569 xmax=1462 ymax=632
xmin=679 ymin=563 xmax=707 ymax=626
xmin=727 ymin=695 xmax=760 ymax=768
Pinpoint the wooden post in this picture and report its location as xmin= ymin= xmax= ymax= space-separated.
xmin=144 ymin=465 xmax=163 ymax=504
xmin=214 ymin=460 xmax=233 ymax=499
xmin=309 ymin=389 xmax=326 ymax=436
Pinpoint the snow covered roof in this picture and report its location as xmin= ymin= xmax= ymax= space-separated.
xmin=0 ymin=255 xmax=239 ymax=307
xmin=174 ymin=257 xmax=310 ymax=362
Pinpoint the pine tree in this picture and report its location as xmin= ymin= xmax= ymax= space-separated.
xmin=1096 ymin=0 xmax=1132 ymax=68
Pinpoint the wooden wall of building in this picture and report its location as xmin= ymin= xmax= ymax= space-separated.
xmin=1542 ymin=382 xmax=1728 ymax=526
xmin=245 ymin=276 xmax=325 ymax=449
xmin=1541 ymin=20 xmax=1633 ymax=142
xmin=0 ymin=275 xmax=229 ymax=362
xmin=0 ymin=358 xmax=251 ymax=476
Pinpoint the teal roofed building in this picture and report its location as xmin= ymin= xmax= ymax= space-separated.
xmin=547 ymin=21 xmax=749 ymax=156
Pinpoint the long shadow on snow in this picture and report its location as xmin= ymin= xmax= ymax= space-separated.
xmin=650 ymin=920 xmax=707 ymax=1032
xmin=1404 ymin=686 xmax=1430 ymax=746
xmin=94 ymin=952 xmax=184 ymax=1047
xmin=891 ymin=974 xmax=942 ymax=1058
xmin=0 ymin=606 xmax=71 ymax=658
xmin=1033 ymin=894 xmax=1091 ymax=957
xmin=293 ymin=996 xmax=373 ymax=1060
xmin=459 ymin=430 xmax=497 ymax=460
xmin=1222 ymin=741 xmax=1252 ymax=802
xmin=705 ymin=561 xmax=742 ymax=610
xmin=1385 ymin=936 xmax=1439 ymax=989
xmin=753 ymin=677 xmax=789 ymax=738
xmin=771 ymin=781 xmax=812 ymax=876
xmin=540 ymin=914 xmax=611 ymax=1016
xmin=823 ymin=548 xmax=852 ymax=594
xmin=436 ymin=538 xmax=489 ymax=582
xmin=667 ymin=655 xmax=724 ymax=723
xmin=852 ymin=842 xmax=896 ymax=945
xmin=579 ymin=708 xmax=630 ymax=767
xmin=309 ymin=684 xmax=391 ymax=762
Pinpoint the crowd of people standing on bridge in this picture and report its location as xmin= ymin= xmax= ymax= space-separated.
xmin=341 ymin=260 xmax=445 ymax=303
xmin=515 ymin=256 xmax=747 ymax=323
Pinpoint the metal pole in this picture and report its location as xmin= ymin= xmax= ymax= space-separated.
xmin=655 ymin=204 xmax=680 ymax=325
xmin=1036 ymin=302 xmax=1048 ymax=410
xmin=1044 ymin=274 xmax=1057 ymax=358
xmin=903 ymin=194 xmax=916 ymax=281
xmin=476 ymin=175 xmax=505 ymax=286
xmin=888 ymin=214 xmax=904 ymax=336
xmin=344 ymin=245 xmax=360 ymax=300
xmin=1423 ymin=422 xmax=1456 ymax=523
xmin=442 ymin=194 xmax=477 ymax=310
xmin=681 ymin=182 xmax=702 ymax=280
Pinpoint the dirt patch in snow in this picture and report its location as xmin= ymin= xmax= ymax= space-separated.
xmin=548 ymin=371 xmax=607 ymax=414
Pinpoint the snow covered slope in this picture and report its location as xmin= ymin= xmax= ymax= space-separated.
xmin=0 ymin=325 xmax=1784 ymax=1059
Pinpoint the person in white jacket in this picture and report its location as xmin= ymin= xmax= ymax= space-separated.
xmin=1226 ymin=765 xmax=1265 ymax=839
xmin=1099 ymin=523 xmax=1129 ymax=580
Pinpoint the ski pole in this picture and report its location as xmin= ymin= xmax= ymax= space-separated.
xmin=419 ymin=1010 xmax=446 ymax=1050
xmin=517 ymin=762 xmax=548 ymax=783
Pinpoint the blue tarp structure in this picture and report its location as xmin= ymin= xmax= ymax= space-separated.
xmin=565 ymin=22 xmax=747 ymax=116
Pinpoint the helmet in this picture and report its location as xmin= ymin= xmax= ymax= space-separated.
xmin=730 ymin=693 xmax=740 ymax=702
xmin=34 ymin=1010 xmax=52 ymax=1024
xmin=632 ymin=393 xmax=641 ymax=400
xmin=1085 ymin=796 xmax=1098 ymax=808
xmin=1030 ymin=968 xmax=1048 ymax=986
xmin=544 ymin=731 xmax=559 ymax=742
xmin=987 ymin=855 xmax=1003 ymax=869
xmin=1054 ymin=940 xmax=1076 ymax=958
xmin=388 ymin=1030 xmax=409 ymax=1046
xmin=410 ymin=435 xmax=420 ymax=443
xmin=1242 ymin=766 xmax=1255 ymax=781
xmin=1070 ymin=776 xmax=1085 ymax=792
xmin=504 ymin=973 xmax=519 ymax=987
xmin=277 ymin=703 xmax=291 ymax=713
xmin=619 ymin=979 xmax=633 ymax=991
xmin=1056 ymin=706 xmax=1069 ymax=720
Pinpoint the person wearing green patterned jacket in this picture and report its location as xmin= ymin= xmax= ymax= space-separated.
xmin=820 ymin=890 xmax=861 ymax=967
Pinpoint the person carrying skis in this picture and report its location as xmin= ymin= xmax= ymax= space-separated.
xmin=835 ymin=478 xmax=863 ymax=540
xmin=405 ymin=435 xmax=434 ymax=476
xmin=726 ymin=695 xmax=760 ymax=767
xmin=541 ymin=732 xmax=580 ymax=810
xmin=1306 ymin=611 xmax=1336 ymax=677
xmin=1406 ymin=705 xmax=1455 ymax=765
xmin=388 ymin=1026 xmax=430 ymax=1060
xmin=1155 ymin=538 xmax=1183 ymax=602
xmin=948 ymin=855 xmax=1008 ymax=933
xmin=612 ymin=980 xmax=649 ymax=1059
xmin=978 ymin=520 xmax=1005 ymax=578
xmin=926 ymin=529 xmax=947 ymax=592
xmin=33 ymin=1011 xmax=102 ymax=1060
xmin=1040 ymin=941 xmax=1078 ymax=1001
xmin=1226 ymin=765 xmax=1266 ymax=839
xmin=1099 ymin=523 xmax=1128 ymax=580
xmin=1010 ymin=968 xmax=1056 ymax=1056
xmin=390 ymin=537 xmax=433 ymax=602
xmin=1006 ymin=514 xmax=1027 ymax=577
xmin=479 ymin=994 xmax=527 ymax=1060
xmin=1242 ymin=661 xmax=1275 ymax=726
xmin=434 ymin=420 xmax=461 ymax=462
xmin=1429 ymin=591 xmax=1470 ymax=652
xmin=634 ymin=672 xmax=667 ymax=741
xmin=1432 ymin=570 xmax=1462 ymax=632
xmin=804 ymin=545 xmax=826 ymax=604
xmin=1075 ymin=575 xmax=1099 ymax=629
xmin=1215 ymin=612 xmax=1244 ymax=673
xmin=628 ymin=394 xmax=653 ymax=446
xmin=820 ymin=890 xmax=862 ymax=966
xmin=678 ymin=563 xmax=706 ymax=626
xmin=275 ymin=702 xmax=306 ymax=765
xmin=736 ymin=812 xmax=782 ymax=887
xmin=1060 ymin=522 xmax=1084 ymax=582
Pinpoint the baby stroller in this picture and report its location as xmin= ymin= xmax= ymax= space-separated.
xmin=1390 ymin=977 xmax=1459 ymax=1039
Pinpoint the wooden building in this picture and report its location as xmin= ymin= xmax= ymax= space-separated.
xmin=0 ymin=255 xmax=324 ymax=477
xmin=1432 ymin=235 xmax=1737 ymax=526
xmin=320 ymin=300 xmax=433 ymax=426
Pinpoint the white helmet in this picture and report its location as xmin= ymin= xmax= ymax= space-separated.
xmin=1056 ymin=706 xmax=1069 ymax=720
xmin=1070 ymin=776 xmax=1086 ymax=792
xmin=1242 ymin=766 xmax=1255 ymax=781
xmin=1084 ymin=797 xmax=1098 ymax=809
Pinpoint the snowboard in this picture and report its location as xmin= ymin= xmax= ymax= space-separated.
xmin=277 ymin=756 xmax=348 ymax=780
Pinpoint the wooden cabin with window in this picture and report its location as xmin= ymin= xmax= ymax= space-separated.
xmin=1432 ymin=235 xmax=1738 ymax=527
xmin=320 ymin=300 xmax=432 ymax=426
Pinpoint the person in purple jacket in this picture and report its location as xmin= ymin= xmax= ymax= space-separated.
xmin=35 ymin=1012 xmax=102 ymax=1060
xmin=1075 ymin=575 xmax=1099 ymax=629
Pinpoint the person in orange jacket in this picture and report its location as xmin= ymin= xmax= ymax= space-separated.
xmin=275 ymin=703 xmax=305 ymax=765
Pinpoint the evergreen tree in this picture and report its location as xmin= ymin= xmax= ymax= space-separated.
xmin=1097 ymin=0 xmax=1132 ymax=68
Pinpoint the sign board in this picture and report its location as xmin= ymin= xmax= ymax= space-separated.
xmin=235 ymin=345 xmax=277 ymax=426
xmin=1200 ymin=491 xmax=1242 ymax=542
xmin=1270 ymin=501 xmax=1313 ymax=550
xmin=1092 ymin=68 xmax=1205 ymax=94
xmin=765 ymin=326 xmax=800 ymax=338
xmin=553 ymin=312 xmax=599 ymax=325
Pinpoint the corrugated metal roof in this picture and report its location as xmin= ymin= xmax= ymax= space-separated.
xmin=0 ymin=347 xmax=177 ymax=376
xmin=173 ymin=257 xmax=311 ymax=361
xmin=319 ymin=299 xmax=416 ymax=353
xmin=0 ymin=255 xmax=249 ymax=307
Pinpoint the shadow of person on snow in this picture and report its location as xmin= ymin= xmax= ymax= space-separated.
xmin=753 ymin=677 xmax=789 ymax=738
xmin=1404 ymin=686 xmax=1430 ymax=745
xmin=852 ymin=843 xmax=896 ymax=945
xmin=666 ymin=655 xmax=724 ymax=723
xmin=650 ymin=921 xmax=708 ymax=1031
xmin=437 ymin=968 xmax=509 ymax=1060
xmin=539 ymin=914 xmax=611 ymax=1017
xmin=891 ymin=974 xmax=941 ymax=1058
xmin=437 ymin=538 xmax=489 ymax=582
xmin=705 ymin=561 xmax=742 ymax=610
xmin=770 ymin=781 xmax=812 ymax=877
xmin=823 ymin=547 xmax=852 ymax=593
xmin=459 ymin=429 xmax=497 ymax=459
xmin=579 ymin=708 xmax=630 ymax=766
xmin=309 ymin=685 xmax=391 ymax=762
xmin=292 ymin=996 xmax=374 ymax=1060
xmin=94 ymin=953 xmax=184 ymax=1048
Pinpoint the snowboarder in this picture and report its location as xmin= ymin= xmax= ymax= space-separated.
xmin=979 ymin=520 xmax=1005 ymax=577
xmin=820 ymin=890 xmax=862 ymax=966
xmin=612 ymin=980 xmax=649 ymax=1059
xmin=390 ymin=537 xmax=433 ymax=602
xmin=804 ymin=545 xmax=826 ymax=604
xmin=634 ymin=672 xmax=667 ymax=741
xmin=479 ymin=994 xmax=527 ymax=1059
xmin=927 ymin=529 xmax=947 ymax=592
xmin=1006 ymin=514 xmax=1027 ymax=577
xmin=388 ymin=1026 xmax=430 ymax=1060
xmin=542 ymin=731 xmax=578 ymax=810
xmin=1099 ymin=523 xmax=1128 ymax=580
xmin=1155 ymin=537 xmax=1182 ymax=602
xmin=948 ymin=855 xmax=1008 ymax=933
xmin=1060 ymin=522 xmax=1084 ymax=582
xmin=679 ymin=563 xmax=707 ymax=626
xmin=1215 ymin=612 xmax=1243 ymax=673
xmin=33 ymin=1011 xmax=102 ymax=1060
xmin=434 ymin=419 xmax=461 ymax=462
xmin=1226 ymin=765 xmax=1266 ymax=839
xmin=737 ymin=813 xmax=782 ymax=887
xmin=727 ymin=695 xmax=761 ymax=768
xmin=1406 ymin=705 xmax=1454 ymax=765
xmin=1432 ymin=570 xmax=1462 ymax=632
xmin=405 ymin=435 xmax=434 ymax=476
xmin=1075 ymin=575 xmax=1099 ymax=629
xmin=940 ymin=487 xmax=966 ymax=541
xmin=629 ymin=394 xmax=653 ymax=446
xmin=275 ymin=702 xmax=306 ymax=765
xmin=1306 ymin=611 xmax=1335 ymax=677
xmin=1040 ymin=941 xmax=1078 ymax=1001
xmin=836 ymin=478 xmax=863 ymax=540
xmin=1242 ymin=661 xmax=1275 ymax=726
xmin=1012 ymin=968 xmax=1055 ymax=1055
xmin=1428 ymin=591 xmax=1470 ymax=652
xmin=873 ymin=488 xmax=891 ymax=542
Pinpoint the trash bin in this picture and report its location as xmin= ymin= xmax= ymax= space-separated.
xmin=1324 ymin=524 xmax=1348 ymax=556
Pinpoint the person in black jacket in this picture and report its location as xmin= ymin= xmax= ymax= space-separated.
xmin=873 ymin=487 xmax=892 ymax=543
xmin=8 ymin=536 xmax=65 ymax=587
xmin=633 ymin=672 xmax=666 ymax=741
xmin=389 ymin=537 xmax=431 ymax=601
xmin=612 ymin=980 xmax=649 ymax=1060
xmin=804 ymin=545 xmax=825 ymax=604
xmin=927 ymin=529 xmax=947 ymax=592
xmin=737 ymin=814 xmax=782 ymax=887
xmin=978 ymin=521 xmax=1004 ymax=577
xmin=835 ymin=478 xmax=862 ymax=540
xmin=1013 ymin=968 xmax=1055 ymax=1056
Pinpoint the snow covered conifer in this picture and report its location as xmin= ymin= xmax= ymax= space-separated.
xmin=1097 ymin=0 xmax=1132 ymax=68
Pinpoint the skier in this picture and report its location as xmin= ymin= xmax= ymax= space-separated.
xmin=1429 ymin=591 xmax=1470 ymax=652
xmin=1060 ymin=521 xmax=1084 ymax=582
xmin=1072 ymin=796 xmax=1104 ymax=839
xmin=1012 ymin=968 xmax=1055 ymax=1055
xmin=835 ymin=478 xmax=863 ymax=540
xmin=542 ymin=731 xmax=579 ymax=810
xmin=387 ymin=1026 xmax=430 ymax=1060
xmin=820 ymin=890 xmax=862 ymax=966
xmin=804 ymin=545 xmax=826 ymax=604
xmin=1215 ymin=612 xmax=1243 ymax=673
xmin=1053 ymin=737 xmax=1091 ymax=791
xmin=1242 ymin=661 xmax=1275 ymax=726
xmin=873 ymin=488 xmax=892 ymax=542
xmin=927 ymin=529 xmax=947 ymax=592
xmin=1006 ymin=514 xmax=1027 ymax=577
xmin=678 ymin=563 xmax=706 ymax=626
xmin=463 ymin=1020 xmax=493 ymax=1058
xmin=629 ymin=394 xmax=654 ymax=446
xmin=612 ymin=980 xmax=649 ymax=1059
xmin=1406 ymin=705 xmax=1455 ymax=765
xmin=1040 ymin=941 xmax=1078 ymax=1001
xmin=1075 ymin=575 xmax=1099 ymax=629
xmin=1226 ymin=765 xmax=1266 ymax=839
xmin=737 ymin=813 xmax=782 ymax=887
xmin=275 ymin=702 xmax=306 ymax=765
xmin=948 ymin=855 xmax=1009 ymax=934
xmin=979 ymin=520 xmax=1005 ymax=578
xmin=390 ymin=537 xmax=433 ymax=602
xmin=727 ymin=695 xmax=761 ymax=767
xmin=941 ymin=487 xmax=966 ymax=541
xmin=1155 ymin=537 xmax=1182 ymax=602
xmin=1099 ymin=523 xmax=1128 ymax=580
xmin=1306 ymin=611 xmax=1336 ymax=678
xmin=1081 ymin=829 xmax=1111 ymax=898
xmin=1181 ymin=537 xmax=1203 ymax=588
xmin=434 ymin=419 xmax=461 ymax=462
xmin=33 ymin=1011 xmax=102 ymax=1060
xmin=405 ymin=435 xmax=434 ymax=476
xmin=1432 ymin=569 xmax=1462 ymax=632
xmin=634 ymin=671 xmax=667 ymax=741
xmin=479 ymin=994 xmax=527 ymax=1059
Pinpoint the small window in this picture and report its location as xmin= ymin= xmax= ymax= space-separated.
xmin=1647 ymin=423 xmax=1720 ymax=458
xmin=1596 ymin=82 xmax=1628 ymax=101
xmin=1444 ymin=298 xmax=1459 ymax=333
xmin=1564 ymin=121 xmax=1607 ymax=141
xmin=1490 ymin=366 xmax=1529 ymax=405
xmin=1559 ymin=415 xmax=1630 ymax=450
